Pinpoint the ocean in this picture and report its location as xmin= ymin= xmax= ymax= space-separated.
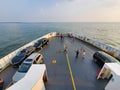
xmin=0 ymin=22 xmax=120 ymax=58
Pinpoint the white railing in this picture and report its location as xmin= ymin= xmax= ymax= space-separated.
xmin=71 ymin=33 xmax=120 ymax=60
xmin=0 ymin=32 xmax=57 ymax=70
xmin=1 ymin=32 xmax=119 ymax=70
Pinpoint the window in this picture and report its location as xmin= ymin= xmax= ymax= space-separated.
xmin=36 ymin=55 xmax=40 ymax=61
xmin=18 ymin=63 xmax=31 ymax=73
xmin=25 ymin=59 xmax=33 ymax=62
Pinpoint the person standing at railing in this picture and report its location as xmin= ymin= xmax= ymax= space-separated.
xmin=60 ymin=33 xmax=63 ymax=40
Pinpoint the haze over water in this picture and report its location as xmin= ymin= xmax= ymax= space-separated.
xmin=0 ymin=22 xmax=120 ymax=58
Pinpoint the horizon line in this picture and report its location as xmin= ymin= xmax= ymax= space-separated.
xmin=0 ymin=21 xmax=120 ymax=23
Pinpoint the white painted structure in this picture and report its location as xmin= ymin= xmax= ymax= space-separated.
xmin=7 ymin=64 xmax=47 ymax=90
xmin=97 ymin=63 xmax=120 ymax=90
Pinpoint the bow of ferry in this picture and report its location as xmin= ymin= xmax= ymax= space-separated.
xmin=0 ymin=32 xmax=120 ymax=90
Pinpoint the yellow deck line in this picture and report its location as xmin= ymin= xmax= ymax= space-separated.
xmin=64 ymin=45 xmax=76 ymax=90
xmin=0 ymin=63 xmax=10 ymax=73
xmin=5 ymin=81 xmax=13 ymax=89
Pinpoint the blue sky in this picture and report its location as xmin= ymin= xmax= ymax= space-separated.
xmin=0 ymin=0 xmax=120 ymax=22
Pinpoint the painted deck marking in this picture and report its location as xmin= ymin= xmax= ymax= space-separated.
xmin=52 ymin=59 xmax=57 ymax=64
xmin=0 ymin=63 xmax=10 ymax=73
xmin=83 ymin=45 xmax=94 ymax=53
xmin=5 ymin=81 xmax=13 ymax=89
xmin=66 ymin=39 xmax=94 ymax=54
xmin=64 ymin=45 xmax=76 ymax=90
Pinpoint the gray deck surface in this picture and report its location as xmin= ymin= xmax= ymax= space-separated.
xmin=41 ymin=36 xmax=108 ymax=90
xmin=0 ymin=66 xmax=17 ymax=90
xmin=0 ymin=36 xmax=109 ymax=90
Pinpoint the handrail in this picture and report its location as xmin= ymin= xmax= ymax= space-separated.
xmin=0 ymin=32 xmax=119 ymax=71
xmin=69 ymin=33 xmax=120 ymax=61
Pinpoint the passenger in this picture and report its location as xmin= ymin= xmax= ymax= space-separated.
xmin=82 ymin=49 xmax=86 ymax=59
xmin=75 ymin=50 xmax=79 ymax=58
xmin=60 ymin=34 xmax=63 ymax=40
xmin=80 ymin=47 xmax=83 ymax=54
xmin=64 ymin=46 xmax=67 ymax=53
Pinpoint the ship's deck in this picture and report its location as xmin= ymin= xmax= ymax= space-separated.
xmin=0 ymin=36 xmax=109 ymax=90
xmin=41 ymin=36 xmax=108 ymax=90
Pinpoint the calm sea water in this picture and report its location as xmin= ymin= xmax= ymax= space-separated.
xmin=0 ymin=22 xmax=120 ymax=58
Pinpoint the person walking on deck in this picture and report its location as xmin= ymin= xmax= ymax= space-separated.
xmin=82 ymin=49 xmax=86 ymax=59
xmin=75 ymin=50 xmax=79 ymax=58
xmin=64 ymin=46 xmax=67 ymax=53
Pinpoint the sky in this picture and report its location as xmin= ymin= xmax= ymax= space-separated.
xmin=0 ymin=0 xmax=120 ymax=22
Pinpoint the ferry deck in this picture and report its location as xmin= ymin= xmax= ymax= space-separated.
xmin=0 ymin=36 xmax=109 ymax=90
